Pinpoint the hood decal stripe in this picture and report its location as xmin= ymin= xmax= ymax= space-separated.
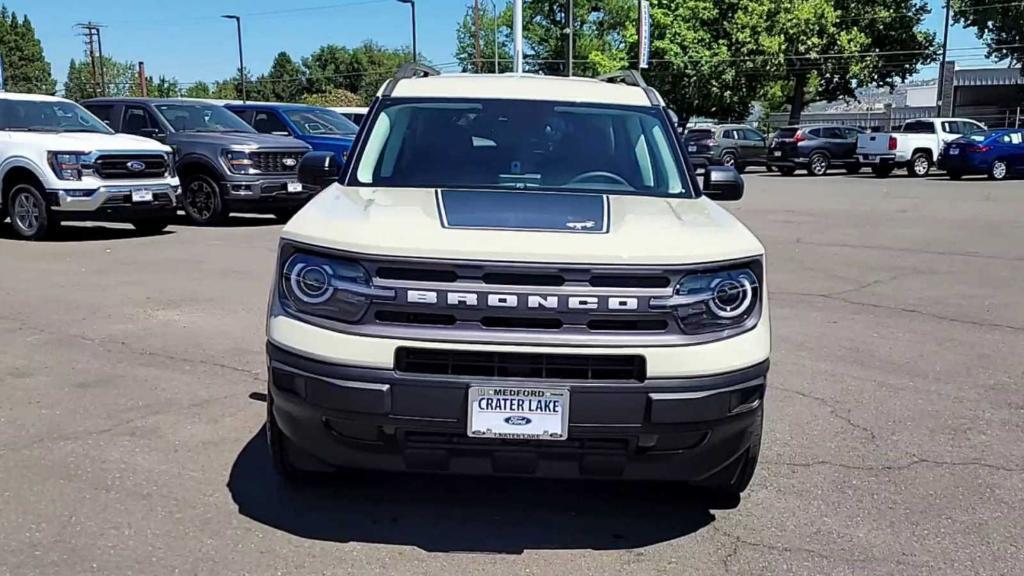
xmin=437 ymin=190 xmax=609 ymax=234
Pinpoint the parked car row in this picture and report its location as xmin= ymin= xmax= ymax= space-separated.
xmin=682 ymin=117 xmax=1024 ymax=181
xmin=0 ymin=91 xmax=365 ymax=240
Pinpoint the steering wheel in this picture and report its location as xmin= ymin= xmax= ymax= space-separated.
xmin=568 ymin=171 xmax=630 ymax=186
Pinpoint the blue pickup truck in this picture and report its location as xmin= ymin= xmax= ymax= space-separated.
xmin=226 ymin=103 xmax=357 ymax=168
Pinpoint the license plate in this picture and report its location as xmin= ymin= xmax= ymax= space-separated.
xmin=131 ymin=189 xmax=153 ymax=202
xmin=286 ymin=182 xmax=303 ymax=193
xmin=468 ymin=386 xmax=569 ymax=441
xmin=949 ymin=148 xmax=960 ymax=155
xmin=687 ymin=145 xmax=697 ymax=153
xmin=773 ymin=150 xmax=782 ymax=157
xmin=863 ymin=155 xmax=875 ymax=161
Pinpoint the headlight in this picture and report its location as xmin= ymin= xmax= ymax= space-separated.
xmin=654 ymin=266 xmax=761 ymax=335
xmin=224 ymin=149 xmax=255 ymax=174
xmin=280 ymin=252 xmax=394 ymax=323
xmin=48 ymin=152 xmax=87 ymax=180
xmin=166 ymin=152 xmax=177 ymax=178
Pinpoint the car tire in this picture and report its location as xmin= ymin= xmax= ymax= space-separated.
xmin=182 ymin=174 xmax=227 ymax=226
xmin=807 ymin=152 xmax=830 ymax=176
xmin=266 ymin=392 xmax=331 ymax=482
xmin=909 ymin=152 xmax=931 ymax=177
xmin=698 ymin=408 xmax=762 ymax=500
xmin=988 ymin=159 xmax=1008 ymax=181
xmin=871 ymin=165 xmax=894 ymax=178
xmin=720 ymin=152 xmax=738 ymax=170
xmin=844 ymin=164 xmax=862 ymax=175
xmin=777 ymin=166 xmax=796 ymax=176
xmin=947 ymin=171 xmax=963 ymax=181
xmin=6 ymin=183 xmax=58 ymax=241
xmin=131 ymin=219 xmax=170 ymax=235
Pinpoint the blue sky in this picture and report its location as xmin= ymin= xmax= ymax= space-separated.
xmin=2 ymin=0 xmax=996 ymax=90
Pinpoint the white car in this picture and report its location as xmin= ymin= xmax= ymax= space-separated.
xmin=266 ymin=65 xmax=770 ymax=498
xmin=0 ymin=92 xmax=180 ymax=240
xmin=328 ymin=106 xmax=369 ymax=126
xmin=856 ymin=117 xmax=986 ymax=177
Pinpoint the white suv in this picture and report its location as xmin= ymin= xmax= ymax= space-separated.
xmin=266 ymin=66 xmax=770 ymax=498
xmin=0 ymin=92 xmax=180 ymax=240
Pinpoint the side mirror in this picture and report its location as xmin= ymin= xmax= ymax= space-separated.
xmin=298 ymin=151 xmax=338 ymax=190
xmin=702 ymin=166 xmax=744 ymax=201
xmin=138 ymin=127 xmax=166 ymax=141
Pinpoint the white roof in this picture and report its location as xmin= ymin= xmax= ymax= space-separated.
xmin=384 ymin=73 xmax=660 ymax=106
xmin=0 ymin=91 xmax=70 ymax=103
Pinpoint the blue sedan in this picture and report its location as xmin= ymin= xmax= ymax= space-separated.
xmin=942 ymin=129 xmax=1024 ymax=180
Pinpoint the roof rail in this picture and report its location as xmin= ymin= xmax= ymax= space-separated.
xmin=382 ymin=62 xmax=441 ymax=97
xmin=597 ymin=69 xmax=661 ymax=106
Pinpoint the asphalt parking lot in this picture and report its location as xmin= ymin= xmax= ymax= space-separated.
xmin=1 ymin=172 xmax=1022 ymax=575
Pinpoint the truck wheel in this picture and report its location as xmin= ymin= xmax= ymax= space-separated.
xmin=844 ymin=164 xmax=862 ymax=175
xmin=131 ymin=219 xmax=170 ymax=235
xmin=7 ymin=183 xmax=58 ymax=241
xmin=182 ymin=174 xmax=226 ymax=226
xmin=871 ymin=165 xmax=894 ymax=178
xmin=721 ymin=152 xmax=738 ymax=170
xmin=807 ymin=152 xmax=830 ymax=176
xmin=988 ymin=159 xmax=1008 ymax=181
xmin=909 ymin=152 xmax=931 ymax=177
xmin=777 ymin=166 xmax=796 ymax=176
xmin=266 ymin=392 xmax=331 ymax=482
xmin=698 ymin=408 xmax=762 ymax=500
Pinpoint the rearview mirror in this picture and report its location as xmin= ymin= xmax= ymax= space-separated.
xmin=702 ymin=166 xmax=744 ymax=201
xmin=298 ymin=151 xmax=339 ymax=190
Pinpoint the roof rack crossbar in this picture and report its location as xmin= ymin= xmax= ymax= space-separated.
xmin=597 ymin=69 xmax=661 ymax=106
xmin=382 ymin=62 xmax=442 ymax=97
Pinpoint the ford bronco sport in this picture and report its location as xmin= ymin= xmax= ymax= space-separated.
xmin=266 ymin=65 xmax=770 ymax=498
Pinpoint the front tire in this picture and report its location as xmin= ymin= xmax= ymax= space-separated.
xmin=182 ymin=174 xmax=226 ymax=226
xmin=807 ymin=152 xmax=830 ymax=176
xmin=989 ymin=159 xmax=1009 ymax=181
xmin=909 ymin=152 xmax=931 ymax=177
xmin=7 ymin=183 xmax=57 ymax=241
xmin=777 ymin=166 xmax=796 ymax=176
xmin=720 ymin=152 xmax=738 ymax=171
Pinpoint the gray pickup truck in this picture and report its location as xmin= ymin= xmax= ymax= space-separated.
xmin=82 ymin=98 xmax=314 ymax=224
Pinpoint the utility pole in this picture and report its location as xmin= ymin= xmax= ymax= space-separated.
xmin=76 ymin=22 xmax=106 ymax=97
xmin=138 ymin=61 xmax=148 ymax=97
xmin=474 ymin=0 xmax=482 ymax=73
xmin=220 ymin=15 xmax=246 ymax=102
xmin=936 ymin=0 xmax=951 ymax=108
xmin=513 ymin=0 xmax=523 ymax=73
xmin=566 ymin=0 xmax=573 ymax=76
xmin=397 ymin=0 xmax=417 ymax=63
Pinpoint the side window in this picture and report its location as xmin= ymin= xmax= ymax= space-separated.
xmin=904 ymin=121 xmax=935 ymax=134
xmin=1004 ymin=131 xmax=1023 ymax=145
xmin=941 ymin=121 xmax=961 ymax=134
xmin=251 ymin=111 xmax=290 ymax=135
xmin=807 ymin=128 xmax=822 ymax=138
xmin=843 ymin=128 xmax=862 ymax=140
xmin=743 ymin=128 xmax=765 ymax=141
xmin=821 ymin=127 xmax=846 ymax=139
xmin=963 ymin=122 xmax=985 ymax=135
xmin=85 ymin=104 xmax=114 ymax=126
xmin=230 ymin=108 xmax=254 ymax=125
xmin=122 ymin=105 xmax=157 ymax=135
xmin=720 ymin=129 xmax=736 ymax=140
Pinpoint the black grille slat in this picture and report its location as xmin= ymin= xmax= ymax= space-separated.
xmin=250 ymin=151 xmax=306 ymax=174
xmin=93 ymin=154 xmax=168 ymax=179
xmin=395 ymin=348 xmax=646 ymax=382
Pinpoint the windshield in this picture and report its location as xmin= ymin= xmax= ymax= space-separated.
xmin=284 ymin=108 xmax=358 ymax=136
xmin=0 ymin=99 xmax=112 ymax=134
xmin=351 ymin=99 xmax=689 ymax=197
xmin=155 ymin=103 xmax=255 ymax=133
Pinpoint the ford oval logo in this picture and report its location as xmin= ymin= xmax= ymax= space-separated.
xmin=282 ymin=157 xmax=298 ymax=167
xmin=126 ymin=160 xmax=146 ymax=172
xmin=504 ymin=415 xmax=532 ymax=426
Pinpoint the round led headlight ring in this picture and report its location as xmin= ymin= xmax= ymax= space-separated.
xmin=289 ymin=262 xmax=334 ymax=304
xmin=708 ymin=276 xmax=753 ymax=319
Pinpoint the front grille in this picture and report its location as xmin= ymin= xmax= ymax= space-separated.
xmin=93 ymin=154 xmax=168 ymax=179
xmin=250 ymin=151 xmax=306 ymax=174
xmin=395 ymin=348 xmax=647 ymax=382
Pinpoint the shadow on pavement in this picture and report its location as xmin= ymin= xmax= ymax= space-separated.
xmin=171 ymin=214 xmax=282 ymax=228
xmin=0 ymin=221 xmax=174 ymax=242
xmin=228 ymin=428 xmax=719 ymax=553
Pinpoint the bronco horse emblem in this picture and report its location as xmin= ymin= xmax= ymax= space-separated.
xmin=565 ymin=220 xmax=596 ymax=231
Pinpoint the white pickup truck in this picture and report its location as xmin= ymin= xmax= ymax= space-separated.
xmin=0 ymin=92 xmax=180 ymax=240
xmin=856 ymin=118 xmax=987 ymax=178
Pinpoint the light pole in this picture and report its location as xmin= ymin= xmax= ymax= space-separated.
xmin=489 ymin=0 xmax=499 ymax=73
xmin=397 ymin=0 xmax=417 ymax=63
xmin=221 ymin=15 xmax=246 ymax=102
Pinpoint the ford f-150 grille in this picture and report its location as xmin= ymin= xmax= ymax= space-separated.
xmin=93 ymin=154 xmax=168 ymax=179
xmin=250 ymin=151 xmax=306 ymax=174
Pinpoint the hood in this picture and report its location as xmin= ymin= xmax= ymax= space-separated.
xmin=168 ymin=131 xmax=310 ymax=150
xmin=282 ymin=186 xmax=764 ymax=265
xmin=5 ymin=131 xmax=171 ymax=152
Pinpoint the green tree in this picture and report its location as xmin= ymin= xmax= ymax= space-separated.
xmin=253 ymin=51 xmax=305 ymax=102
xmin=302 ymin=41 xmax=409 ymax=103
xmin=0 ymin=7 xmax=56 ymax=93
xmin=455 ymin=1 xmax=513 ymax=73
xmin=147 ymin=75 xmax=180 ymax=98
xmin=63 ymin=56 xmax=139 ymax=100
xmin=953 ymin=0 xmax=1024 ymax=67
xmin=301 ymin=88 xmax=364 ymax=107
xmin=182 ymin=81 xmax=212 ymax=99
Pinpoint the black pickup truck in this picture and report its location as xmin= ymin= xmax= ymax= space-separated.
xmin=82 ymin=98 xmax=314 ymax=224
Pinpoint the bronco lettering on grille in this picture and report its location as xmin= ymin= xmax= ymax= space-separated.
xmin=403 ymin=290 xmax=639 ymax=311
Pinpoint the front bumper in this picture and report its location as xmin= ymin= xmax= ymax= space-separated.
xmin=47 ymin=183 xmax=179 ymax=220
xmin=267 ymin=342 xmax=767 ymax=481
xmin=222 ymin=176 xmax=319 ymax=212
